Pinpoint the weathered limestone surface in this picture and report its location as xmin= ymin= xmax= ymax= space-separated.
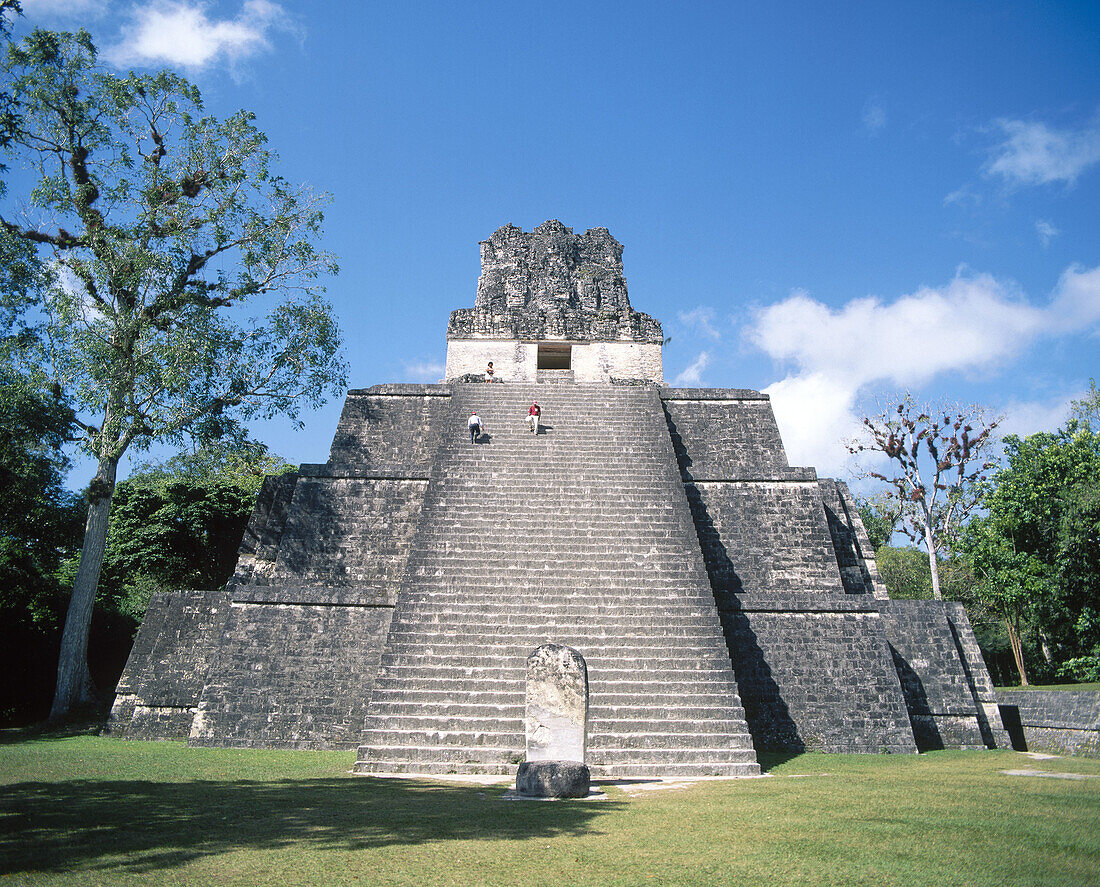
xmin=998 ymin=689 xmax=1100 ymax=757
xmin=525 ymin=644 xmax=589 ymax=763
xmin=516 ymin=760 xmax=591 ymax=798
xmin=448 ymin=220 xmax=662 ymax=344
xmin=106 ymin=589 xmax=230 ymax=739
xmin=112 ymin=221 xmax=1014 ymax=766
xmin=876 ymin=600 xmax=989 ymax=750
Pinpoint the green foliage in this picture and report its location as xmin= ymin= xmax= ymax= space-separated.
xmin=0 ymin=28 xmax=345 ymax=717
xmin=0 ymin=362 xmax=83 ymax=724
xmin=2 ymin=30 xmax=347 ymax=464
xmin=875 ymin=546 xmax=971 ymax=602
xmin=956 ymin=402 xmax=1100 ymax=683
xmin=855 ymin=496 xmax=897 ymax=551
xmin=94 ymin=445 xmax=290 ymax=621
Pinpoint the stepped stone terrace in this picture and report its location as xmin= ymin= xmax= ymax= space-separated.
xmin=110 ymin=221 xmax=1011 ymax=775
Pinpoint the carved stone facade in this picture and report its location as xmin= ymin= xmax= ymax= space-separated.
xmin=445 ymin=221 xmax=664 ymax=382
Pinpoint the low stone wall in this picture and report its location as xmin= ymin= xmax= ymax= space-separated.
xmin=998 ymin=689 xmax=1100 ymax=757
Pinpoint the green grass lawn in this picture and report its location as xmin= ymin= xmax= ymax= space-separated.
xmin=2 ymin=736 xmax=1099 ymax=886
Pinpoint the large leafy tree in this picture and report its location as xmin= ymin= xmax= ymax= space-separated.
xmin=958 ymin=406 xmax=1100 ymax=685
xmin=96 ymin=444 xmax=294 ymax=622
xmin=850 ymin=394 xmax=998 ymax=600
xmin=1 ymin=30 xmax=346 ymax=720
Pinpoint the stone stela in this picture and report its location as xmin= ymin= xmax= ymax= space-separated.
xmin=524 ymin=644 xmax=589 ymax=762
xmin=516 ymin=644 xmax=592 ymax=798
xmin=108 ymin=221 xmax=1014 ymax=776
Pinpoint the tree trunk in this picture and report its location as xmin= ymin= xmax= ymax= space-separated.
xmin=924 ymin=524 xmax=943 ymax=600
xmin=48 ymin=455 xmax=118 ymax=723
xmin=1005 ymin=616 xmax=1029 ymax=686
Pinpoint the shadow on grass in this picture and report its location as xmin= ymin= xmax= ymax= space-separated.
xmin=1 ymin=776 xmax=624 ymax=875
xmin=755 ymin=751 xmax=806 ymax=772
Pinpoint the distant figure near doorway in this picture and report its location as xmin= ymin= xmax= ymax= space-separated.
xmin=484 ymin=362 xmax=495 ymax=382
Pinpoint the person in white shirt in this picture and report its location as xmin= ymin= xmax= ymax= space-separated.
xmin=468 ymin=411 xmax=484 ymax=443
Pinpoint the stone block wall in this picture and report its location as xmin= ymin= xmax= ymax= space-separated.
xmin=661 ymin=391 xmax=790 ymax=478
xmin=107 ymin=589 xmax=232 ymax=739
xmin=998 ymin=689 xmax=1100 ymax=757
xmin=875 ymin=600 xmax=988 ymax=750
xmin=722 ymin=598 xmax=916 ymax=753
xmin=232 ymin=472 xmax=298 ymax=585
xmin=661 ymin=387 xmax=917 ymax=753
xmin=328 ymin=385 xmax=452 ymax=470
xmin=819 ymin=479 xmax=888 ymax=599
xmin=267 ymin=477 xmax=428 ymax=592
xmin=687 ymin=481 xmax=844 ymax=596
xmin=189 ymin=602 xmax=394 ymax=749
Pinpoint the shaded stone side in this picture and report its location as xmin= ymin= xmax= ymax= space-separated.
xmin=232 ymin=472 xmax=299 ymax=585
xmin=997 ymin=689 xmax=1100 ymax=757
xmin=267 ymin=477 xmax=429 ymax=590
xmin=661 ymin=392 xmax=790 ymax=479
xmin=686 ymin=481 xmax=843 ymax=595
xmin=106 ymin=589 xmax=231 ymax=740
xmin=722 ymin=607 xmax=916 ymax=753
xmin=819 ymin=479 xmax=889 ymax=599
xmin=327 ymin=386 xmax=451 ymax=470
xmin=875 ymin=600 xmax=987 ymax=750
xmin=943 ymin=602 xmax=1011 ymax=748
xmin=190 ymin=603 xmax=394 ymax=749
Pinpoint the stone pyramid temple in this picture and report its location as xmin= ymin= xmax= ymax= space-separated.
xmin=110 ymin=220 xmax=1010 ymax=775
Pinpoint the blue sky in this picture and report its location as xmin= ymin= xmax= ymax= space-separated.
xmin=14 ymin=0 xmax=1100 ymax=481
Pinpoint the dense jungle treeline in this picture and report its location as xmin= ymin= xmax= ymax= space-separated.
xmin=0 ymin=388 xmax=291 ymax=724
xmin=859 ymin=382 xmax=1100 ymax=687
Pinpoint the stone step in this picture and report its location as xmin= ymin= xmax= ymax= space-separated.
xmin=364 ymin=712 xmax=750 ymax=736
xmin=354 ymin=382 xmax=757 ymax=778
xmin=368 ymin=701 xmax=746 ymax=720
xmin=366 ymin=677 xmax=739 ymax=698
xmin=353 ymin=759 xmax=760 ymax=778
xmin=363 ymin=688 xmax=739 ymax=707
xmin=361 ymin=727 xmax=754 ymax=752
xmin=380 ymin=639 xmax=732 ymax=658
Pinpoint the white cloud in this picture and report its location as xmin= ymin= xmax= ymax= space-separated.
xmin=749 ymin=273 xmax=1043 ymax=390
xmin=984 ymin=117 xmax=1100 ymax=187
xmin=678 ymin=306 xmax=721 ymax=340
xmin=673 ymin=351 xmax=711 ymax=386
xmin=1035 ymin=219 xmax=1059 ymax=247
xmin=106 ymin=0 xmax=292 ymax=70
xmin=1048 ymin=263 xmax=1100 ymax=333
xmin=943 ymin=185 xmax=981 ymax=207
xmin=998 ymin=394 xmax=1079 ymax=440
xmin=747 ymin=264 xmax=1100 ymax=474
xmin=762 ymin=373 xmax=867 ymax=477
xmin=861 ymin=98 xmax=886 ymax=134
xmin=402 ymin=360 xmax=445 ymax=383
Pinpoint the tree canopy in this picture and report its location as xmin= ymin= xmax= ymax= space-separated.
xmin=0 ymin=28 xmax=345 ymax=719
xmin=850 ymin=394 xmax=998 ymax=600
xmin=956 ymin=386 xmax=1100 ymax=684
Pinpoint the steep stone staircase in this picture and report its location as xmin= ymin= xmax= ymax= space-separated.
xmin=354 ymin=381 xmax=759 ymax=777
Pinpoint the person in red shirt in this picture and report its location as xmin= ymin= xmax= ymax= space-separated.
xmin=527 ymin=400 xmax=541 ymax=434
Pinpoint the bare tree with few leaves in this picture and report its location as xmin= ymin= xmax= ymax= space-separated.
xmin=849 ymin=394 xmax=999 ymax=600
